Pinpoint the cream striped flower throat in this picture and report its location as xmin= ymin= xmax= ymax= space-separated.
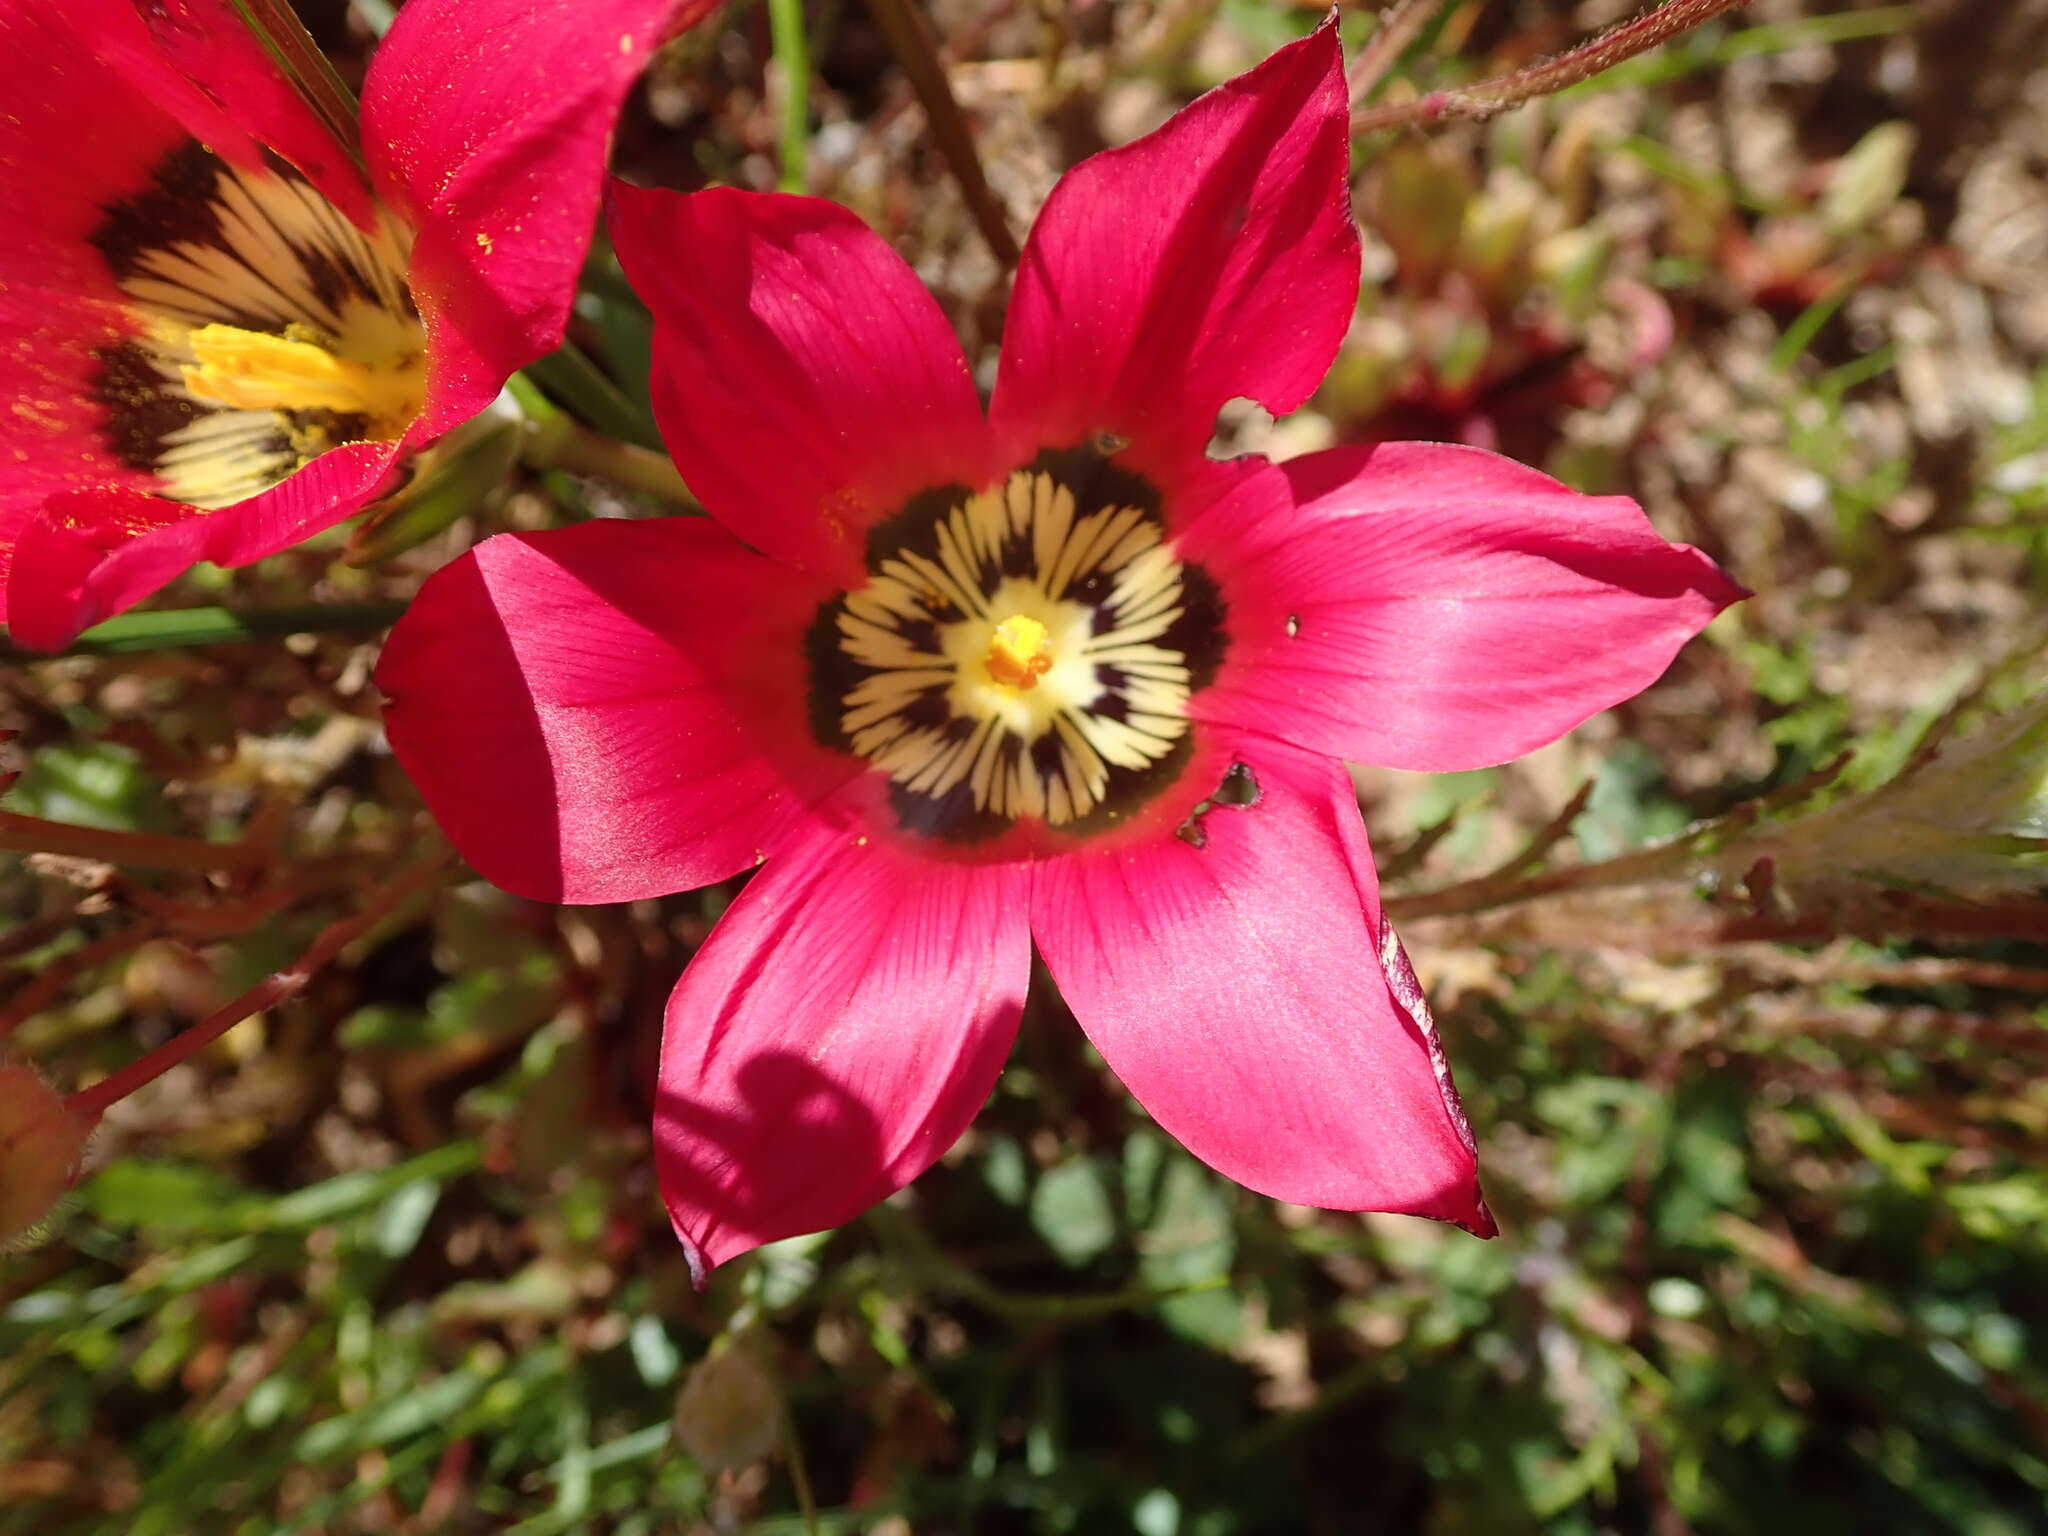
xmin=809 ymin=448 xmax=1226 ymax=843
xmin=92 ymin=140 xmax=424 ymax=509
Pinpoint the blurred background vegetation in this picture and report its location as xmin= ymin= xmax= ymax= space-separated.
xmin=4 ymin=0 xmax=2047 ymax=1531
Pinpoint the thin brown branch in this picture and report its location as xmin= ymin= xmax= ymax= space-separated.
xmin=0 ymin=809 xmax=269 ymax=875
xmin=1735 ymin=948 xmax=2048 ymax=996
xmin=1407 ymin=891 xmax=2048 ymax=955
xmin=863 ymin=0 xmax=1022 ymax=269
xmin=1481 ymin=779 xmax=1595 ymax=885
xmin=1347 ymin=0 xmax=1448 ymax=105
xmin=1351 ymin=0 xmax=1755 ymax=134
xmin=66 ymin=854 xmax=451 ymax=1126
xmin=1383 ymin=747 xmax=1865 ymax=923
xmin=1383 ymin=834 xmax=1698 ymax=922
xmin=1707 ymin=900 xmax=2048 ymax=949
xmin=1375 ymin=810 xmax=1462 ymax=883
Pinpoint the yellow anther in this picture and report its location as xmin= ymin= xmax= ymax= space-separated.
xmin=180 ymin=323 xmax=421 ymax=428
xmin=985 ymin=614 xmax=1054 ymax=690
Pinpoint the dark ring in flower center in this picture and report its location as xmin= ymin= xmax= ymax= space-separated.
xmin=89 ymin=139 xmax=422 ymax=509
xmin=807 ymin=447 xmax=1226 ymax=843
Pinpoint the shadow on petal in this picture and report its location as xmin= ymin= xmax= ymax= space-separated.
xmin=653 ymin=1049 xmax=890 ymax=1288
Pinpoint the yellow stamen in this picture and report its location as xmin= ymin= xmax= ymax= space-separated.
xmin=179 ymin=323 xmax=421 ymax=427
xmin=985 ymin=614 xmax=1054 ymax=690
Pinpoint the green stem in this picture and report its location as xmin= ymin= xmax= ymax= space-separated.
xmin=510 ymin=375 xmax=699 ymax=507
xmin=520 ymin=346 xmax=666 ymax=451
xmin=1 ymin=602 xmax=407 ymax=659
xmin=1384 ymin=750 xmax=1870 ymax=922
xmin=864 ymin=1203 xmax=1229 ymax=1322
xmin=766 ymin=0 xmax=813 ymax=192
xmin=780 ymin=1409 xmax=821 ymax=1536
xmin=540 ymin=426 xmax=697 ymax=504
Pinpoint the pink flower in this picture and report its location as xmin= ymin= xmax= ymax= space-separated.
xmin=0 ymin=0 xmax=714 ymax=650
xmin=377 ymin=23 xmax=1741 ymax=1279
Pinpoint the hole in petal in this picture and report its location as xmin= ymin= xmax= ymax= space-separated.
xmin=1205 ymin=397 xmax=1339 ymax=464
xmin=1205 ymin=396 xmax=1276 ymax=462
xmin=1171 ymin=759 xmax=1262 ymax=849
xmin=1211 ymin=761 xmax=1261 ymax=808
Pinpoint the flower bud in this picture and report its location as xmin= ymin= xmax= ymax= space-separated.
xmin=1819 ymin=122 xmax=1915 ymax=242
xmin=1370 ymin=142 xmax=1474 ymax=294
xmin=674 ymin=1338 xmax=782 ymax=1472
xmin=1532 ymin=225 xmax=1614 ymax=323
xmin=1457 ymin=169 xmax=1541 ymax=304
xmin=1319 ymin=313 xmax=1411 ymax=421
xmin=1430 ymin=309 xmax=1494 ymax=396
xmin=1539 ymin=103 xmax=1607 ymax=225
xmin=0 ymin=1061 xmax=88 ymax=1248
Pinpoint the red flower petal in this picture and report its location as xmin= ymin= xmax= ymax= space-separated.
xmin=610 ymin=184 xmax=993 ymax=588
xmin=1186 ymin=443 xmax=1744 ymax=772
xmin=1030 ymin=734 xmax=1491 ymax=1230
xmin=989 ymin=19 xmax=1357 ymax=482
xmin=0 ymin=220 xmax=166 ymax=616
xmin=66 ymin=0 xmax=374 ymax=221
xmin=657 ymin=818 xmax=1030 ymax=1280
xmin=363 ymin=0 xmax=718 ymax=439
xmin=377 ymin=518 xmax=850 ymax=905
xmin=3 ymin=0 xmax=714 ymax=647
xmin=7 ymin=445 xmax=402 ymax=651
xmin=0 ymin=0 xmax=382 ymax=634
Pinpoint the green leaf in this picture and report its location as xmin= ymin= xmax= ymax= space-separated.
xmin=1031 ymin=1156 xmax=1116 ymax=1268
xmin=81 ymin=1163 xmax=256 ymax=1235
xmin=628 ymin=1317 xmax=681 ymax=1388
xmin=369 ymin=1180 xmax=440 ymax=1260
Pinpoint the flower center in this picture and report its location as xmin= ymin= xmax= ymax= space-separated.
xmin=91 ymin=140 xmax=423 ymax=509
xmin=985 ymin=614 xmax=1053 ymax=690
xmin=809 ymin=449 xmax=1226 ymax=844
xmin=180 ymin=321 xmax=424 ymax=432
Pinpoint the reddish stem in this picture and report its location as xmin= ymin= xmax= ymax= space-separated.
xmin=0 ymin=924 xmax=162 ymax=1043
xmin=66 ymin=856 xmax=449 ymax=1126
xmin=0 ymin=809 xmax=269 ymax=875
xmin=1351 ymin=0 xmax=1755 ymax=134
